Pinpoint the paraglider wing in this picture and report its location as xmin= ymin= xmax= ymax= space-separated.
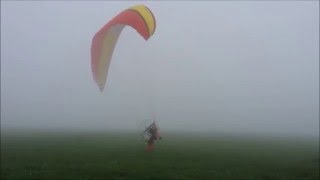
xmin=91 ymin=5 xmax=156 ymax=92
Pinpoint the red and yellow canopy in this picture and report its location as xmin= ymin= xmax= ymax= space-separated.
xmin=91 ymin=5 xmax=156 ymax=92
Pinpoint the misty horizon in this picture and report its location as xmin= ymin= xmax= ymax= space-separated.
xmin=1 ymin=1 xmax=319 ymax=137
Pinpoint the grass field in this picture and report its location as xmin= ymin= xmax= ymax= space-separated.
xmin=1 ymin=130 xmax=319 ymax=180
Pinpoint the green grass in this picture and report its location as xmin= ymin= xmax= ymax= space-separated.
xmin=1 ymin=130 xmax=319 ymax=180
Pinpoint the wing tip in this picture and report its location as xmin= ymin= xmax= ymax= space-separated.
xmin=99 ymin=85 xmax=104 ymax=92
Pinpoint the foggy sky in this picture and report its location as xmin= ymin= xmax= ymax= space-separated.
xmin=1 ymin=1 xmax=319 ymax=136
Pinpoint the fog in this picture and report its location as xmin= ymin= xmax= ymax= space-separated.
xmin=1 ymin=1 xmax=319 ymax=137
